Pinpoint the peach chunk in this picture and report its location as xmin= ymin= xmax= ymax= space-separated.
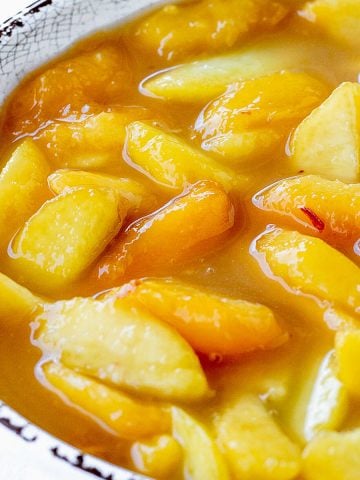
xmin=0 ymin=139 xmax=50 ymax=252
xmin=93 ymin=181 xmax=234 ymax=289
xmin=172 ymin=407 xmax=230 ymax=480
xmin=302 ymin=430 xmax=360 ymax=480
xmin=133 ymin=0 xmax=288 ymax=61
xmin=196 ymin=72 xmax=330 ymax=164
xmin=125 ymin=122 xmax=247 ymax=193
xmin=48 ymin=169 xmax=158 ymax=219
xmin=36 ymin=109 xmax=153 ymax=169
xmin=131 ymin=435 xmax=183 ymax=478
xmin=290 ymin=82 xmax=360 ymax=183
xmin=254 ymin=175 xmax=360 ymax=242
xmin=43 ymin=362 xmax=170 ymax=440
xmin=301 ymin=0 xmax=360 ymax=49
xmin=8 ymin=48 xmax=131 ymax=135
xmin=253 ymin=227 xmax=360 ymax=314
xmin=8 ymin=188 xmax=126 ymax=294
xmin=335 ymin=328 xmax=360 ymax=397
xmin=215 ymin=394 xmax=301 ymax=480
xmin=0 ymin=272 xmax=42 ymax=320
xmin=126 ymin=278 xmax=287 ymax=356
xmin=37 ymin=296 xmax=210 ymax=402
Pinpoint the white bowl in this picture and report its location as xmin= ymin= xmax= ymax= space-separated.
xmin=0 ymin=1 xmax=171 ymax=478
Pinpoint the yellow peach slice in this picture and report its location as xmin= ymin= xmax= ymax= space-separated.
xmin=172 ymin=407 xmax=230 ymax=480
xmin=335 ymin=328 xmax=360 ymax=397
xmin=8 ymin=187 xmax=125 ymax=294
xmin=0 ymin=272 xmax=41 ymax=319
xmin=253 ymin=227 xmax=360 ymax=314
xmin=93 ymin=181 xmax=234 ymax=290
xmin=254 ymin=174 xmax=360 ymax=242
xmin=215 ymin=394 xmax=301 ymax=480
xmin=125 ymin=121 xmax=247 ymax=192
xmin=303 ymin=430 xmax=360 ymax=480
xmin=127 ymin=278 xmax=287 ymax=356
xmin=37 ymin=296 xmax=210 ymax=402
xmin=43 ymin=362 xmax=170 ymax=440
xmin=48 ymin=169 xmax=158 ymax=219
xmin=0 ymin=139 xmax=50 ymax=252
xmin=291 ymin=82 xmax=360 ymax=183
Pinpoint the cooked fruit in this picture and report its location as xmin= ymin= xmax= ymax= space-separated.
xmin=48 ymin=169 xmax=158 ymax=218
xmin=253 ymin=227 xmax=360 ymax=313
xmin=0 ymin=272 xmax=41 ymax=319
xmin=335 ymin=328 xmax=360 ymax=397
xmin=127 ymin=278 xmax=287 ymax=356
xmin=172 ymin=407 xmax=230 ymax=480
xmin=133 ymin=0 xmax=288 ymax=61
xmin=196 ymin=72 xmax=330 ymax=163
xmin=142 ymin=36 xmax=337 ymax=102
xmin=303 ymin=430 xmax=360 ymax=480
xmin=125 ymin=121 xmax=247 ymax=192
xmin=37 ymin=109 xmax=152 ymax=169
xmin=43 ymin=362 xmax=170 ymax=439
xmin=8 ymin=187 xmax=125 ymax=294
xmin=254 ymin=175 xmax=360 ymax=241
xmin=0 ymin=139 xmax=50 ymax=252
xmin=37 ymin=296 xmax=210 ymax=402
xmin=301 ymin=0 xmax=360 ymax=49
xmin=93 ymin=181 xmax=234 ymax=289
xmin=291 ymin=82 xmax=360 ymax=183
xmin=131 ymin=435 xmax=183 ymax=478
xmin=215 ymin=394 xmax=301 ymax=480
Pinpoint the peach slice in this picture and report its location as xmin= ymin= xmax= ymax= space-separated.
xmin=125 ymin=121 xmax=247 ymax=192
xmin=254 ymin=174 xmax=360 ymax=242
xmin=215 ymin=394 xmax=301 ymax=480
xmin=195 ymin=72 xmax=330 ymax=163
xmin=253 ymin=227 xmax=360 ymax=314
xmin=8 ymin=187 xmax=125 ymax=294
xmin=93 ymin=181 xmax=234 ymax=289
xmin=126 ymin=278 xmax=287 ymax=356
xmin=37 ymin=296 xmax=210 ymax=402
xmin=43 ymin=362 xmax=170 ymax=440
xmin=0 ymin=272 xmax=41 ymax=320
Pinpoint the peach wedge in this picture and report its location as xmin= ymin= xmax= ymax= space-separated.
xmin=93 ymin=181 xmax=234 ymax=289
xmin=254 ymin=174 xmax=360 ymax=242
xmin=43 ymin=362 xmax=170 ymax=440
xmin=37 ymin=296 xmax=210 ymax=402
xmin=253 ymin=227 xmax=360 ymax=314
xmin=8 ymin=187 xmax=126 ymax=294
xmin=127 ymin=278 xmax=287 ymax=356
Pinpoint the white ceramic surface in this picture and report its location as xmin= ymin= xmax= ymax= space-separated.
xmin=0 ymin=1 xmax=170 ymax=478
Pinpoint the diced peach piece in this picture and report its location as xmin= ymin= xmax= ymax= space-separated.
xmin=142 ymin=36 xmax=337 ymax=102
xmin=43 ymin=362 xmax=170 ymax=440
xmin=253 ymin=227 xmax=360 ymax=313
xmin=126 ymin=278 xmax=287 ymax=356
xmin=335 ymin=328 xmax=360 ymax=397
xmin=0 ymin=272 xmax=42 ymax=319
xmin=48 ymin=169 xmax=158 ymax=219
xmin=303 ymin=351 xmax=348 ymax=441
xmin=8 ymin=187 xmax=125 ymax=294
xmin=0 ymin=139 xmax=50 ymax=252
xmin=291 ymin=82 xmax=360 ymax=183
xmin=196 ymin=72 xmax=330 ymax=163
xmin=37 ymin=296 xmax=210 ymax=402
xmin=215 ymin=394 xmax=301 ymax=480
xmin=125 ymin=122 xmax=247 ymax=192
xmin=131 ymin=435 xmax=182 ymax=478
xmin=301 ymin=0 xmax=360 ymax=49
xmin=93 ymin=181 xmax=234 ymax=289
xmin=133 ymin=0 xmax=288 ymax=61
xmin=36 ymin=109 xmax=152 ymax=169
xmin=302 ymin=430 xmax=360 ymax=480
xmin=172 ymin=407 xmax=230 ymax=480
xmin=254 ymin=175 xmax=360 ymax=242
xmin=8 ymin=48 xmax=131 ymax=135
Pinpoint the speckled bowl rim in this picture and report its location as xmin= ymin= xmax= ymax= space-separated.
xmin=0 ymin=1 xmax=176 ymax=479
